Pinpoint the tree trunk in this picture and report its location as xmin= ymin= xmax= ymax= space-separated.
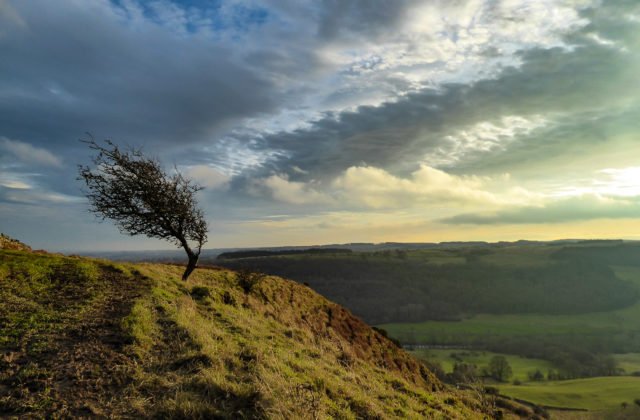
xmin=182 ymin=252 xmax=199 ymax=281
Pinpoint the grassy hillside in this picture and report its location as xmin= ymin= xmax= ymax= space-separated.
xmin=0 ymin=249 xmax=533 ymax=419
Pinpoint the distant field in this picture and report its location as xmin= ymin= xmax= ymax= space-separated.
xmin=411 ymin=348 xmax=554 ymax=382
xmin=380 ymin=265 xmax=640 ymax=348
xmin=613 ymin=353 xmax=640 ymax=374
xmin=498 ymin=377 xmax=640 ymax=410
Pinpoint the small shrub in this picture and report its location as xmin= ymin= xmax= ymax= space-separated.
xmin=483 ymin=386 xmax=499 ymax=395
xmin=533 ymin=405 xmax=550 ymax=418
xmin=634 ymin=398 xmax=640 ymax=407
xmin=236 ymin=269 xmax=266 ymax=294
xmin=221 ymin=291 xmax=235 ymax=305
xmin=190 ymin=286 xmax=211 ymax=300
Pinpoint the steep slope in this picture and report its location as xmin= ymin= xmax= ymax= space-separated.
xmin=0 ymin=249 xmax=527 ymax=418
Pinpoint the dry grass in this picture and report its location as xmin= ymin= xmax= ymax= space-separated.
xmin=0 ymin=250 xmax=517 ymax=418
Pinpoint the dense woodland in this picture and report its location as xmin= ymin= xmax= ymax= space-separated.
xmin=217 ymin=246 xmax=639 ymax=325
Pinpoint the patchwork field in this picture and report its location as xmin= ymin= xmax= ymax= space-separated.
xmin=380 ymin=265 xmax=640 ymax=356
xmin=498 ymin=377 xmax=640 ymax=411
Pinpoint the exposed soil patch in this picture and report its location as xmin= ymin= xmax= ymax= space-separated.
xmin=0 ymin=263 xmax=150 ymax=418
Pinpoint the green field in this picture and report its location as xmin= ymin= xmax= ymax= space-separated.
xmin=411 ymin=348 xmax=554 ymax=382
xmin=380 ymin=265 xmax=640 ymax=347
xmin=613 ymin=353 xmax=640 ymax=375
xmin=498 ymin=377 xmax=640 ymax=410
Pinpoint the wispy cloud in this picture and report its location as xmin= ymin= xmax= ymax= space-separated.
xmin=0 ymin=137 xmax=62 ymax=168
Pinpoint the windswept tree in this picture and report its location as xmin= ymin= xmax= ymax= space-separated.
xmin=78 ymin=139 xmax=208 ymax=281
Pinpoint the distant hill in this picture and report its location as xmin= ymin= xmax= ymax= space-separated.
xmin=217 ymin=248 xmax=352 ymax=260
xmin=0 ymin=248 xmax=538 ymax=418
xmin=82 ymin=239 xmax=637 ymax=263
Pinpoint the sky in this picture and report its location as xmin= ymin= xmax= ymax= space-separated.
xmin=1 ymin=0 xmax=640 ymax=252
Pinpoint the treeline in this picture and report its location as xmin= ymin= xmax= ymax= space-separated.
xmin=217 ymin=254 xmax=638 ymax=325
xmin=217 ymin=248 xmax=352 ymax=260
xmin=552 ymin=243 xmax=640 ymax=266
xmin=490 ymin=337 xmax=622 ymax=379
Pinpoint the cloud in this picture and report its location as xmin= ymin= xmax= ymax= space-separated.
xmin=0 ymin=137 xmax=62 ymax=167
xmin=0 ymin=187 xmax=81 ymax=205
xmin=441 ymin=194 xmax=640 ymax=225
xmin=3 ymin=0 xmax=640 ymax=249
xmin=0 ymin=179 xmax=30 ymax=189
xmin=425 ymin=115 xmax=548 ymax=167
xmin=254 ymin=174 xmax=332 ymax=205
xmin=253 ymin=164 xmax=540 ymax=210
xmin=239 ymin=0 xmax=638 ymax=182
xmin=315 ymin=0 xmax=417 ymax=42
xmin=182 ymin=165 xmax=230 ymax=190
xmin=333 ymin=165 xmax=498 ymax=208
xmin=0 ymin=0 xmax=25 ymax=30
xmin=0 ymin=0 xmax=275 ymax=153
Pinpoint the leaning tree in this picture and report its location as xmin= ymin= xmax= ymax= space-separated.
xmin=78 ymin=139 xmax=208 ymax=281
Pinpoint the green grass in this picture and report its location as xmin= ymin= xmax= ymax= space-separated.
xmin=498 ymin=377 xmax=640 ymax=410
xmin=124 ymin=263 xmax=485 ymax=419
xmin=1 ymin=250 xmax=498 ymax=419
xmin=613 ymin=353 xmax=640 ymax=374
xmin=411 ymin=349 xmax=554 ymax=382
xmin=380 ymin=265 xmax=640 ymax=346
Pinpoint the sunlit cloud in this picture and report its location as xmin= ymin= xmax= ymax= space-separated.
xmin=550 ymin=167 xmax=640 ymax=198
xmin=254 ymin=164 xmax=542 ymax=210
xmin=0 ymin=179 xmax=30 ymax=189
xmin=181 ymin=165 xmax=230 ymax=190
xmin=253 ymin=174 xmax=333 ymax=205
